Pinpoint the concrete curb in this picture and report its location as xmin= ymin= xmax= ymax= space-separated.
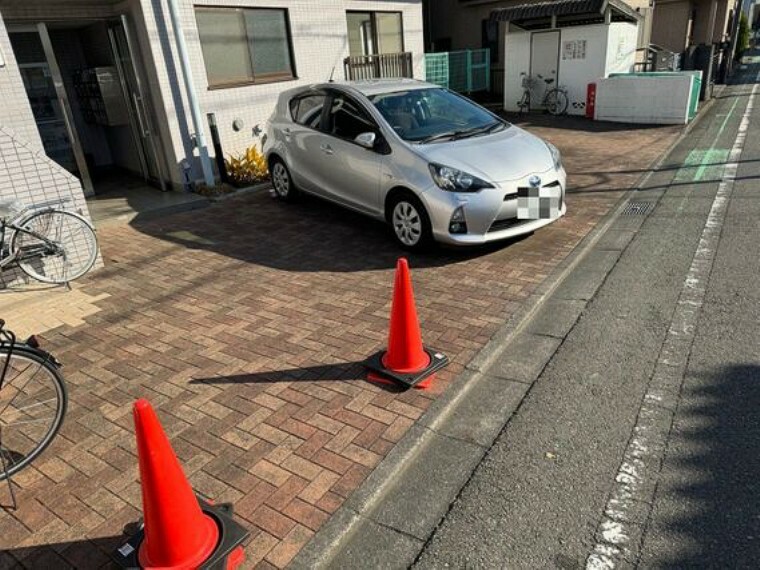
xmin=93 ymin=195 xmax=210 ymax=229
xmin=289 ymin=108 xmax=715 ymax=569
xmin=207 ymin=180 xmax=271 ymax=202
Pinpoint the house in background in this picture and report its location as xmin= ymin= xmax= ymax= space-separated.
xmin=492 ymin=0 xmax=642 ymax=115
xmin=0 ymin=0 xmax=424 ymax=228
xmin=651 ymin=0 xmax=735 ymax=54
xmin=649 ymin=0 xmax=737 ymax=91
xmin=423 ymin=0 xmax=655 ymax=97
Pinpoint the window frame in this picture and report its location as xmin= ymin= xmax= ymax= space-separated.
xmin=345 ymin=10 xmax=405 ymax=56
xmin=289 ymin=90 xmax=329 ymax=130
xmin=322 ymin=90 xmax=384 ymax=147
xmin=195 ymin=5 xmax=298 ymax=90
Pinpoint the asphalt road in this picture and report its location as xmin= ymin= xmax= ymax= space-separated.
xmin=413 ymin=56 xmax=760 ymax=569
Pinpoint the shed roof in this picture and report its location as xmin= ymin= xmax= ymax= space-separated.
xmin=490 ymin=0 xmax=642 ymax=25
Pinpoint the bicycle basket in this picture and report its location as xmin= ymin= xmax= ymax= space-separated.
xmin=521 ymin=76 xmax=538 ymax=89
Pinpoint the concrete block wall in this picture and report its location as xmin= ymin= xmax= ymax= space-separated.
xmin=594 ymin=75 xmax=693 ymax=124
xmin=137 ymin=0 xmax=425 ymax=187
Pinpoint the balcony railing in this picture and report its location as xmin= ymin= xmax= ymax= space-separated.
xmin=343 ymin=52 xmax=413 ymax=81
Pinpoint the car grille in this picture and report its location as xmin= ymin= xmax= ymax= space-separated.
xmin=504 ymin=180 xmax=560 ymax=202
xmin=488 ymin=218 xmax=524 ymax=233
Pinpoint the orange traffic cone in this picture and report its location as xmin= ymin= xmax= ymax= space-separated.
xmin=366 ymin=258 xmax=448 ymax=389
xmin=112 ymin=399 xmax=249 ymax=569
xmin=134 ymin=399 xmax=219 ymax=568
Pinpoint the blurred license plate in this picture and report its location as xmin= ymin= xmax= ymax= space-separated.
xmin=517 ymin=186 xmax=561 ymax=219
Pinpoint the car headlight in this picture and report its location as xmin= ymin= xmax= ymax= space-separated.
xmin=545 ymin=142 xmax=562 ymax=171
xmin=428 ymin=163 xmax=493 ymax=192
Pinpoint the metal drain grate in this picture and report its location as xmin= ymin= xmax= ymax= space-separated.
xmin=622 ymin=201 xmax=654 ymax=216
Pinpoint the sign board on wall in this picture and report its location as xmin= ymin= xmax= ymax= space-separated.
xmin=562 ymin=40 xmax=587 ymax=60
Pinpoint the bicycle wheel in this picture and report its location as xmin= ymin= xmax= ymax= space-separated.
xmin=517 ymin=91 xmax=531 ymax=113
xmin=545 ymin=89 xmax=569 ymax=116
xmin=12 ymin=210 xmax=97 ymax=284
xmin=0 ymin=347 xmax=67 ymax=481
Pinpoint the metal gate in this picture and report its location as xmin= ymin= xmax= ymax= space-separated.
xmin=424 ymin=49 xmax=490 ymax=93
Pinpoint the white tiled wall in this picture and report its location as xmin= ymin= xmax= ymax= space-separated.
xmin=0 ymin=126 xmax=90 ymax=219
xmin=0 ymin=125 xmax=98 ymax=286
xmin=0 ymin=10 xmax=90 ymax=216
xmin=138 ymin=0 xmax=424 ymax=186
xmin=0 ymin=10 xmax=97 ymax=285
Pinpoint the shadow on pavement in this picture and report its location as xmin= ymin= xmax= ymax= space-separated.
xmin=192 ymin=360 xmax=367 ymax=385
xmin=129 ymin=190 xmax=528 ymax=273
xmin=0 ymin=535 xmax=126 ymax=569
xmin=192 ymin=360 xmax=408 ymax=393
xmin=500 ymin=112 xmax=666 ymax=133
xmin=651 ymin=363 xmax=760 ymax=567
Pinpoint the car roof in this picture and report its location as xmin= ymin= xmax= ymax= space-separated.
xmin=292 ymin=78 xmax=439 ymax=98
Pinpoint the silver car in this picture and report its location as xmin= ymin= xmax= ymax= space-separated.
xmin=263 ymin=79 xmax=566 ymax=250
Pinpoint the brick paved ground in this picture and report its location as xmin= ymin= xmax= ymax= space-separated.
xmin=0 ymin=118 xmax=680 ymax=569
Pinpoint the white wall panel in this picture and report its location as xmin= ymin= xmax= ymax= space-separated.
xmin=595 ymin=75 xmax=693 ymax=124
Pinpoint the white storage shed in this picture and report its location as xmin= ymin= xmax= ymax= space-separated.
xmin=493 ymin=0 xmax=643 ymax=116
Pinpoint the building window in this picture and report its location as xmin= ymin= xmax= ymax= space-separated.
xmin=346 ymin=11 xmax=403 ymax=57
xmin=195 ymin=7 xmax=295 ymax=88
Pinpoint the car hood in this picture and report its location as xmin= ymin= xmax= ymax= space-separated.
xmin=413 ymin=125 xmax=555 ymax=182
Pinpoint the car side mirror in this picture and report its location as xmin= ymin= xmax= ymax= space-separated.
xmin=355 ymin=132 xmax=376 ymax=149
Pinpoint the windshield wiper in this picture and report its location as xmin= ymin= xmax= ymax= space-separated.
xmin=456 ymin=122 xmax=506 ymax=139
xmin=416 ymin=122 xmax=506 ymax=144
xmin=416 ymin=130 xmax=471 ymax=144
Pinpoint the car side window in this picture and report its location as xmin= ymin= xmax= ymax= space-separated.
xmin=326 ymin=94 xmax=377 ymax=142
xmin=291 ymin=93 xmax=326 ymax=129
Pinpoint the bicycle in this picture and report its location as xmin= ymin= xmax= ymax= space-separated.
xmin=0 ymin=198 xmax=98 ymax=285
xmin=517 ymin=72 xmax=570 ymax=116
xmin=0 ymin=319 xmax=67 ymax=505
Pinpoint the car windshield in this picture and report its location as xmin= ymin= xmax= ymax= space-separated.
xmin=369 ymin=88 xmax=507 ymax=143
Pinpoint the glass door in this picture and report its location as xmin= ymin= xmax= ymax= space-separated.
xmin=18 ymin=61 xmax=77 ymax=172
xmin=108 ymin=17 xmax=166 ymax=190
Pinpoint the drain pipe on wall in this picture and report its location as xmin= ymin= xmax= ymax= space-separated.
xmin=166 ymin=0 xmax=215 ymax=188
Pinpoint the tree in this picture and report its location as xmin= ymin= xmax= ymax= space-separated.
xmin=735 ymin=13 xmax=749 ymax=60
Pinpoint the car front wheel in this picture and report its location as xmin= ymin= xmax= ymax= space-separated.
xmin=389 ymin=195 xmax=434 ymax=251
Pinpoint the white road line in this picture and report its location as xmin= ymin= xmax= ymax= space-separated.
xmin=585 ymin=73 xmax=760 ymax=570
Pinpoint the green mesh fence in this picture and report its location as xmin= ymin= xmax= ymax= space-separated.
xmin=424 ymin=49 xmax=490 ymax=93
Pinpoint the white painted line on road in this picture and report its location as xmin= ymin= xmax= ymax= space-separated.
xmin=586 ymin=73 xmax=760 ymax=570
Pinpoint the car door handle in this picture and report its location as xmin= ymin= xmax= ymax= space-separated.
xmin=320 ymin=144 xmax=334 ymax=155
